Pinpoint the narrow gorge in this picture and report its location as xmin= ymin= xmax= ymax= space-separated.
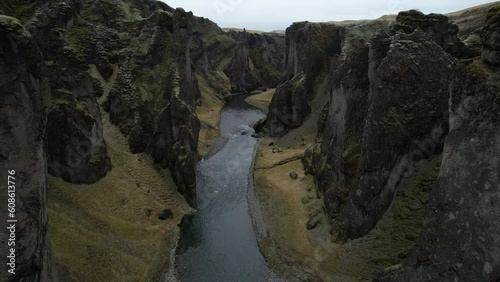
xmin=0 ymin=1 xmax=499 ymax=281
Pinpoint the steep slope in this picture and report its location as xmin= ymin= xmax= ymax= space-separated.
xmin=191 ymin=17 xmax=285 ymax=155
xmin=0 ymin=15 xmax=56 ymax=282
xmin=377 ymin=8 xmax=500 ymax=281
xmin=254 ymin=4 xmax=500 ymax=281
xmin=0 ymin=0 xmax=285 ymax=280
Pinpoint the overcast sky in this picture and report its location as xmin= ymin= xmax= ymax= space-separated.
xmin=162 ymin=0 xmax=498 ymax=31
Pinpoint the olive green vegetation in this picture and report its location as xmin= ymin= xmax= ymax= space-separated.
xmin=462 ymin=57 xmax=487 ymax=76
xmin=261 ymin=64 xmax=282 ymax=84
xmin=382 ymin=106 xmax=407 ymax=131
xmin=48 ymin=125 xmax=191 ymax=281
xmin=191 ymin=21 xmax=244 ymax=156
xmin=342 ymin=141 xmax=360 ymax=180
xmin=256 ymin=236 xmax=286 ymax=274
xmin=44 ymin=5 xmax=194 ymax=279
xmin=195 ymin=72 xmax=228 ymax=157
xmin=244 ymin=88 xmax=276 ymax=112
xmin=66 ymin=25 xmax=92 ymax=59
xmin=320 ymin=156 xmax=442 ymax=280
xmin=0 ymin=0 xmax=37 ymax=23
xmin=486 ymin=5 xmax=500 ymax=21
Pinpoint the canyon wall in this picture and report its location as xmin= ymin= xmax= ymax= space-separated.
xmin=0 ymin=0 xmax=285 ymax=280
xmin=377 ymin=8 xmax=500 ymax=281
xmin=259 ymin=6 xmax=500 ymax=280
xmin=0 ymin=15 xmax=56 ymax=282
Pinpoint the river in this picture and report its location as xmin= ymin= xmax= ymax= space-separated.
xmin=170 ymin=93 xmax=281 ymax=282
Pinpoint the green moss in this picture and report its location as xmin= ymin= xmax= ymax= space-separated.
xmin=382 ymin=107 xmax=410 ymax=134
xmin=75 ymin=102 xmax=87 ymax=113
xmin=1 ymin=0 xmax=37 ymax=24
xmin=66 ymin=26 xmax=91 ymax=59
xmin=256 ymin=236 xmax=292 ymax=277
xmin=462 ymin=57 xmax=487 ymax=77
xmin=342 ymin=142 xmax=360 ymax=179
xmin=89 ymin=155 xmax=104 ymax=167
xmin=51 ymin=98 xmax=71 ymax=106
xmin=261 ymin=64 xmax=282 ymax=84
xmin=322 ymin=156 xmax=442 ymax=279
xmin=486 ymin=6 xmax=500 ymax=22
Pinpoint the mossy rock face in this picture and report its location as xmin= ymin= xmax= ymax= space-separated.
xmin=486 ymin=5 xmax=500 ymax=21
xmin=263 ymin=73 xmax=310 ymax=137
xmin=284 ymin=22 xmax=343 ymax=90
xmin=393 ymin=9 xmax=478 ymax=59
xmin=335 ymin=28 xmax=454 ymax=240
xmin=47 ymin=90 xmax=112 ymax=184
xmin=481 ymin=6 xmax=500 ymax=65
xmin=0 ymin=14 xmax=56 ymax=282
xmin=378 ymin=42 xmax=500 ymax=282
xmin=342 ymin=142 xmax=360 ymax=181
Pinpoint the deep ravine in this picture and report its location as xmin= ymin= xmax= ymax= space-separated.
xmin=170 ymin=94 xmax=281 ymax=282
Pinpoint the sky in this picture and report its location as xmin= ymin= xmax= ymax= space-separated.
xmin=162 ymin=0 xmax=498 ymax=31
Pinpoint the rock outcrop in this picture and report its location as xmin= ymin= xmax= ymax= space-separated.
xmin=393 ymin=9 xmax=478 ymax=58
xmin=285 ymin=10 xmax=461 ymax=243
xmin=332 ymin=27 xmax=454 ymax=240
xmin=224 ymin=30 xmax=285 ymax=92
xmin=0 ymin=15 xmax=56 ymax=281
xmin=481 ymin=6 xmax=500 ymax=66
xmin=258 ymin=7 xmax=500 ymax=280
xmin=0 ymin=0 xmax=203 ymax=206
xmin=0 ymin=1 xmax=287 ymax=279
xmin=260 ymin=22 xmax=344 ymax=136
xmin=376 ymin=9 xmax=500 ymax=281
xmin=190 ymin=18 xmax=285 ymax=94
xmin=257 ymin=4 xmax=500 ymax=281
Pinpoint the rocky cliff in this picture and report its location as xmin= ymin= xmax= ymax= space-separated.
xmin=376 ymin=8 xmax=500 ymax=281
xmin=259 ymin=21 xmax=344 ymax=136
xmin=0 ymin=0 xmax=285 ymax=280
xmin=0 ymin=15 xmax=56 ymax=282
xmin=257 ymin=4 xmax=500 ymax=281
xmin=190 ymin=17 xmax=285 ymax=155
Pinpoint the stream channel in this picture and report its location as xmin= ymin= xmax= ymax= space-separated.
xmin=171 ymin=93 xmax=282 ymax=282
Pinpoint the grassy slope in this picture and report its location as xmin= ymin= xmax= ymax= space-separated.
xmin=446 ymin=1 xmax=500 ymax=38
xmin=193 ymin=20 xmax=237 ymax=157
xmin=48 ymin=63 xmax=192 ymax=282
xmin=249 ymin=13 xmax=445 ymax=278
xmin=253 ymin=121 xmax=441 ymax=281
xmin=196 ymin=73 xmax=227 ymax=157
xmin=245 ymin=88 xmax=276 ymax=113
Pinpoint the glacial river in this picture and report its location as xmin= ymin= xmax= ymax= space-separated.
xmin=170 ymin=94 xmax=281 ymax=282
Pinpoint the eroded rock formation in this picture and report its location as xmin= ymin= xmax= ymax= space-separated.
xmin=376 ymin=10 xmax=500 ymax=281
xmin=0 ymin=0 xmax=286 ymax=279
xmin=0 ymin=15 xmax=56 ymax=282
xmin=261 ymin=6 xmax=500 ymax=280
xmin=260 ymin=22 xmax=344 ymax=136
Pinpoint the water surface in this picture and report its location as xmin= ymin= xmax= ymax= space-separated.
xmin=173 ymin=94 xmax=279 ymax=282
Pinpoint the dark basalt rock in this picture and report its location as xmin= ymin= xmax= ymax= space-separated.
xmin=224 ymin=31 xmax=286 ymax=92
xmin=393 ymin=9 xmax=479 ymax=59
xmin=47 ymin=88 xmax=111 ymax=184
xmin=481 ymin=7 xmax=500 ymax=66
xmin=0 ymin=15 xmax=56 ymax=282
xmin=376 ymin=10 xmax=500 ymax=280
xmin=261 ymin=22 xmax=344 ymax=136
xmin=264 ymin=73 xmax=310 ymax=136
xmin=158 ymin=209 xmax=174 ymax=220
xmin=290 ymin=11 xmax=461 ymax=242
xmin=334 ymin=28 xmax=454 ymax=240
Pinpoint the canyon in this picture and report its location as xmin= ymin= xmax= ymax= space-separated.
xmin=0 ymin=0 xmax=499 ymax=281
